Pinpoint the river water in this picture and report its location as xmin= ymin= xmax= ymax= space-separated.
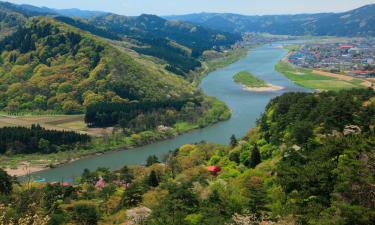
xmin=29 ymin=43 xmax=307 ymax=182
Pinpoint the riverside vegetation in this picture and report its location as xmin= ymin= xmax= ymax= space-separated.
xmin=233 ymin=71 xmax=267 ymax=88
xmin=0 ymin=89 xmax=373 ymax=225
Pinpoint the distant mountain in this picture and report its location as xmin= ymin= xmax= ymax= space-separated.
xmin=0 ymin=1 xmax=107 ymax=18
xmin=165 ymin=4 xmax=375 ymax=37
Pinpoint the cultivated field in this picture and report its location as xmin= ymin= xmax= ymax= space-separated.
xmin=0 ymin=114 xmax=112 ymax=136
xmin=275 ymin=62 xmax=373 ymax=91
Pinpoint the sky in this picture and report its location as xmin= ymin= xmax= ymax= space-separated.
xmin=6 ymin=0 xmax=375 ymax=16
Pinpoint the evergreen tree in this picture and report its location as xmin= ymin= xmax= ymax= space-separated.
xmin=119 ymin=166 xmax=134 ymax=183
xmin=71 ymin=203 xmax=99 ymax=225
xmin=147 ymin=170 xmax=159 ymax=187
xmin=0 ymin=169 xmax=13 ymax=194
xmin=245 ymin=176 xmax=268 ymax=215
xmin=249 ymin=145 xmax=261 ymax=168
xmin=230 ymin=134 xmax=238 ymax=148
xmin=146 ymin=155 xmax=159 ymax=167
xmin=119 ymin=182 xmax=145 ymax=208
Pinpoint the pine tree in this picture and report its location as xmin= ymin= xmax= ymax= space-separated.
xmin=147 ymin=170 xmax=159 ymax=187
xmin=249 ymin=145 xmax=261 ymax=168
xmin=230 ymin=134 xmax=238 ymax=148
xmin=146 ymin=155 xmax=159 ymax=167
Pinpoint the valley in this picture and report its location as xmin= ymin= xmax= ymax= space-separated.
xmin=0 ymin=1 xmax=374 ymax=224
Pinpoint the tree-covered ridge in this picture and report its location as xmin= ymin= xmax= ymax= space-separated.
xmin=0 ymin=2 xmax=27 ymax=38
xmin=89 ymin=14 xmax=240 ymax=57
xmin=0 ymin=124 xmax=90 ymax=155
xmin=0 ymin=17 xmax=195 ymax=113
xmin=166 ymin=4 xmax=375 ymax=37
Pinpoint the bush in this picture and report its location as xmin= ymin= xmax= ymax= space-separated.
xmin=71 ymin=203 xmax=100 ymax=225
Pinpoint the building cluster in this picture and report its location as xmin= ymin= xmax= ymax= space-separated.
xmin=288 ymin=38 xmax=375 ymax=77
xmin=236 ymin=32 xmax=296 ymax=48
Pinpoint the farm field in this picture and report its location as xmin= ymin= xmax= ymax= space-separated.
xmin=275 ymin=61 xmax=371 ymax=91
xmin=0 ymin=114 xmax=110 ymax=136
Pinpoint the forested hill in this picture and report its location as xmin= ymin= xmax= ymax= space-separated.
xmin=88 ymin=14 xmax=240 ymax=57
xmin=0 ymin=1 xmax=240 ymax=78
xmin=166 ymin=4 xmax=375 ymax=36
xmin=0 ymin=17 xmax=194 ymax=113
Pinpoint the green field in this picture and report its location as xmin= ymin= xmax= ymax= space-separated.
xmin=233 ymin=71 xmax=267 ymax=87
xmin=275 ymin=62 xmax=365 ymax=91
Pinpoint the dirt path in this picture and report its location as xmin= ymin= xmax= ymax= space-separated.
xmin=313 ymin=70 xmax=353 ymax=81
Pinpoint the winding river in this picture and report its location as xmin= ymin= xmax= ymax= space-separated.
xmin=30 ymin=43 xmax=307 ymax=182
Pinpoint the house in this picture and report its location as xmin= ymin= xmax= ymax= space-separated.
xmin=95 ymin=178 xmax=106 ymax=189
xmin=208 ymin=165 xmax=221 ymax=175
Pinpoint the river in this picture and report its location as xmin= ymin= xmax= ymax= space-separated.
xmin=29 ymin=43 xmax=307 ymax=182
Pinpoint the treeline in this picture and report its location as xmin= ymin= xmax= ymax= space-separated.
xmin=0 ymin=124 xmax=90 ymax=154
xmin=85 ymin=99 xmax=200 ymax=128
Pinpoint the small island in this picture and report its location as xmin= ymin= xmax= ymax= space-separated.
xmin=233 ymin=71 xmax=283 ymax=92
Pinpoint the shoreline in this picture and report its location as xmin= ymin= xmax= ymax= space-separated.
xmin=241 ymin=83 xmax=284 ymax=92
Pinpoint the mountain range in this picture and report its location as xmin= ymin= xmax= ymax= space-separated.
xmin=165 ymin=4 xmax=375 ymax=36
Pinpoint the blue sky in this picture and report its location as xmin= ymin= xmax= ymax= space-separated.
xmin=6 ymin=0 xmax=375 ymax=16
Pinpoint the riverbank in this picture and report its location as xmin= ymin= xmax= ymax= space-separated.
xmin=2 ymin=97 xmax=231 ymax=177
xmin=242 ymin=84 xmax=284 ymax=92
xmin=277 ymin=45 xmax=373 ymax=91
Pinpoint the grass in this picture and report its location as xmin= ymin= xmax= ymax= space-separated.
xmin=174 ymin=122 xmax=199 ymax=133
xmin=233 ymin=71 xmax=267 ymax=88
xmin=283 ymin=44 xmax=301 ymax=52
xmin=275 ymin=62 xmax=365 ymax=91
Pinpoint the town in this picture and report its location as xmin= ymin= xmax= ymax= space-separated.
xmin=288 ymin=38 xmax=375 ymax=78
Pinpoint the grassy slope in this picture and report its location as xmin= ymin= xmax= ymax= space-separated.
xmin=275 ymin=61 xmax=365 ymax=91
xmin=233 ymin=71 xmax=267 ymax=88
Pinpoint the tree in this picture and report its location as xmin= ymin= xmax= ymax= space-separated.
xmin=146 ymin=155 xmax=159 ymax=167
xmin=230 ymin=134 xmax=238 ymax=148
xmin=0 ymin=169 xmax=13 ymax=194
xmin=249 ymin=145 xmax=261 ymax=169
xmin=119 ymin=182 xmax=145 ymax=208
xmin=245 ymin=176 xmax=268 ymax=215
xmin=147 ymin=170 xmax=159 ymax=187
xmin=71 ymin=203 xmax=99 ymax=225
xmin=119 ymin=166 xmax=134 ymax=183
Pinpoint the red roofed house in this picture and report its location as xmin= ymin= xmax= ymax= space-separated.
xmin=95 ymin=178 xmax=106 ymax=190
xmin=208 ymin=166 xmax=221 ymax=175
xmin=62 ymin=182 xmax=71 ymax=187
xmin=339 ymin=45 xmax=353 ymax=49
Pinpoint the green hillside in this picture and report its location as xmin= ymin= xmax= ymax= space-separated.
xmin=0 ymin=17 xmax=194 ymax=113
